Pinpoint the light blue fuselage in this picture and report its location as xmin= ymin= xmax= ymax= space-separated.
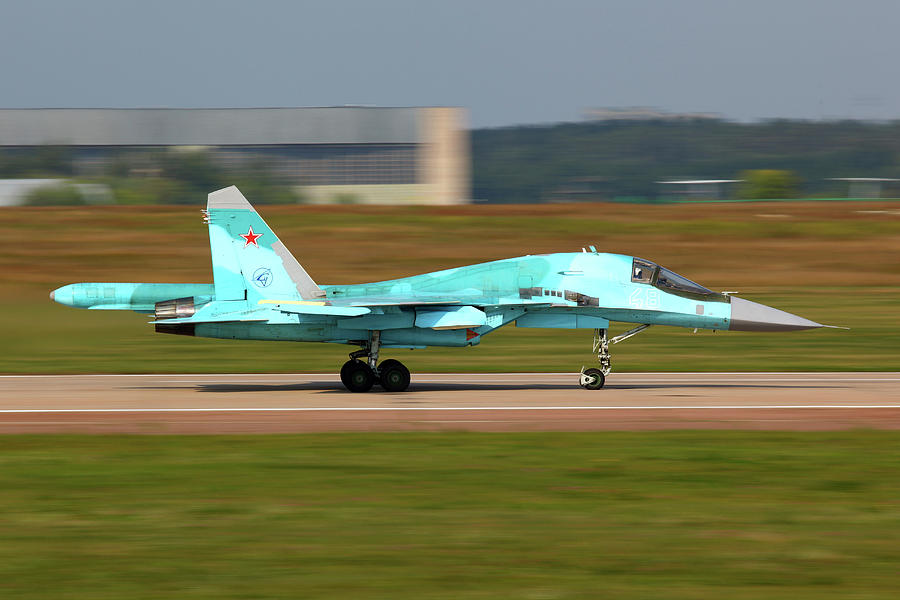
xmin=53 ymin=252 xmax=731 ymax=348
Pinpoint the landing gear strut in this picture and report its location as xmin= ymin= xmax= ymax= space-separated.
xmin=340 ymin=331 xmax=411 ymax=393
xmin=579 ymin=325 xmax=651 ymax=390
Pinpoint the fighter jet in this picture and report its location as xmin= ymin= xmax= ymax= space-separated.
xmin=51 ymin=186 xmax=832 ymax=392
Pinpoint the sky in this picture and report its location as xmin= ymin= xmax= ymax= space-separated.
xmin=1 ymin=0 xmax=899 ymax=128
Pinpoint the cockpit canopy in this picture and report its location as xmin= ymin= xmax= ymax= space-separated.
xmin=631 ymin=257 xmax=716 ymax=296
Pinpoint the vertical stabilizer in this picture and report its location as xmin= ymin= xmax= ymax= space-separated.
xmin=206 ymin=186 xmax=324 ymax=302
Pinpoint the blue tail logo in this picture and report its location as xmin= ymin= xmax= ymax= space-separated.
xmin=253 ymin=268 xmax=273 ymax=288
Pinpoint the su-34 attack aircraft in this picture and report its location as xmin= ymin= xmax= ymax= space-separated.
xmin=51 ymin=186 xmax=835 ymax=393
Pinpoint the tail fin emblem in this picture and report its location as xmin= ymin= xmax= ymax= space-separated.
xmin=252 ymin=268 xmax=273 ymax=288
xmin=240 ymin=226 xmax=263 ymax=248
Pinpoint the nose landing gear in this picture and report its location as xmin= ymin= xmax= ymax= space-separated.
xmin=340 ymin=331 xmax=411 ymax=393
xmin=578 ymin=325 xmax=651 ymax=390
xmin=579 ymin=367 xmax=606 ymax=390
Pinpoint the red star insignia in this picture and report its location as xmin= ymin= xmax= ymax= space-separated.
xmin=239 ymin=226 xmax=263 ymax=248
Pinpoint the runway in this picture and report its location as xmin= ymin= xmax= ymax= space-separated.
xmin=1 ymin=372 xmax=898 ymax=433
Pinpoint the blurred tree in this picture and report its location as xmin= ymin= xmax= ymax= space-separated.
xmin=157 ymin=149 xmax=227 ymax=203
xmin=473 ymin=119 xmax=900 ymax=202
xmin=23 ymin=184 xmax=85 ymax=206
xmin=738 ymin=169 xmax=800 ymax=199
xmin=230 ymin=177 xmax=300 ymax=205
xmin=333 ymin=193 xmax=360 ymax=204
xmin=107 ymin=156 xmax=132 ymax=178
xmin=229 ymin=157 xmax=302 ymax=204
xmin=0 ymin=146 xmax=74 ymax=177
xmin=108 ymin=177 xmax=187 ymax=205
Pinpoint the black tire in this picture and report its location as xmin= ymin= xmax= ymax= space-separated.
xmin=340 ymin=359 xmax=359 ymax=388
xmin=343 ymin=361 xmax=375 ymax=393
xmin=378 ymin=359 xmax=411 ymax=392
xmin=580 ymin=368 xmax=605 ymax=390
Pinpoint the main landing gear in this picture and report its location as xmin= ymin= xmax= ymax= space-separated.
xmin=340 ymin=331 xmax=411 ymax=393
xmin=579 ymin=325 xmax=651 ymax=390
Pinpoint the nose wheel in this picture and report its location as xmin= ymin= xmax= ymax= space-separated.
xmin=579 ymin=368 xmax=605 ymax=390
xmin=340 ymin=331 xmax=411 ymax=393
xmin=578 ymin=325 xmax=651 ymax=390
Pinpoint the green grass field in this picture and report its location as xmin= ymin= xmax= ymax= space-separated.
xmin=1 ymin=433 xmax=898 ymax=599
xmin=3 ymin=204 xmax=898 ymax=599
xmin=2 ymin=201 xmax=898 ymax=373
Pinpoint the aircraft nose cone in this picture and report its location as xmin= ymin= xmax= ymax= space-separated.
xmin=729 ymin=297 xmax=823 ymax=331
xmin=50 ymin=285 xmax=74 ymax=306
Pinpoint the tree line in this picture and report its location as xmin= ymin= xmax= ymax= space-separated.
xmin=471 ymin=119 xmax=900 ymax=202
xmin=0 ymin=147 xmax=298 ymax=205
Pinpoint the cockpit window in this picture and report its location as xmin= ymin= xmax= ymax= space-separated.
xmin=655 ymin=267 xmax=714 ymax=295
xmin=631 ymin=258 xmax=656 ymax=283
xmin=632 ymin=257 xmax=718 ymax=297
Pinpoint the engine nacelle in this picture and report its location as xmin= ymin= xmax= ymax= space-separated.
xmin=154 ymin=297 xmax=196 ymax=320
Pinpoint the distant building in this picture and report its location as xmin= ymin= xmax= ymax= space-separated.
xmin=0 ymin=107 xmax=470 ymax=205
xmin=828 ymin=177 xmax=900 ymax=199
xmin=657 ymin=179 xmax=742 ymax=201
xmin=585 ymin=107 xmax=721 ymax=122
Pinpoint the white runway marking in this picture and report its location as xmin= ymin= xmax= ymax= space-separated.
xmin=1 ymin=405 xmax=899 ymax=414
xmin=1 ymin=372 xmax=899 ymax=382
xmin=2 ymin=373 xmax=896 ymax=431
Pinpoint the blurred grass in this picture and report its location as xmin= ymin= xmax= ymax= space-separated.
xmin=0 ymin=432 xmax=898 ymax=599
xmin=2 ymin=201 xmax=898 ymax=373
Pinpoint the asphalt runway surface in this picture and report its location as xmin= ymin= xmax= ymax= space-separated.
xmin=0 ymin=372 xmax=898 ymax=433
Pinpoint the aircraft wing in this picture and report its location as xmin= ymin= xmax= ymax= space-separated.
xmin=323 ymin=294 xmax=554 ymax=308
xmin=326 ymin=295 xmax=463 ymax=307
xmin=257 ymin=295 xmax=471 ymax=311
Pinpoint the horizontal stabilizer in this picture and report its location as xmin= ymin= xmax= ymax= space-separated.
xmin=151 ymin=315 xmax=269 ymax=325
xmin=88 ymin=304 xmax=149 ymax=311
xmin=152 ymin=305 xmax=269 ymax=324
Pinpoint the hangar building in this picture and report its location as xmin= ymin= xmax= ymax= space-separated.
xmin=0 ymin=107 xmax=469 ymax=205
